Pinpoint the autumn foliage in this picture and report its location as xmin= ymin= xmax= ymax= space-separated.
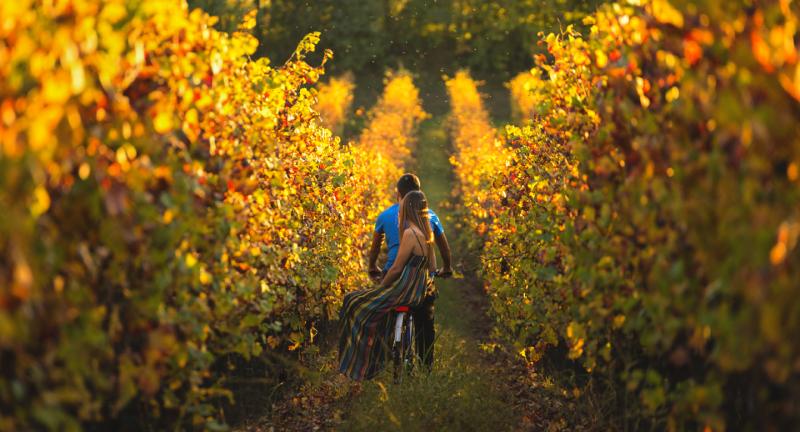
xmin=314 ymin=73 xmax=355 ymax=136
xmin=454 ymin=0 xmax=800 ymax=428
xmin=445 ymin=72 xmax=511 ymax=243
xmin=508 ymin=70 xmax=543 ymax=124
xmin=357 ymin=71 xmax=428 ymax=167
xmin=4 ymin=0 xmax=800 ymax=428
xmin=0 ymin=1 xmax=401 ymax=429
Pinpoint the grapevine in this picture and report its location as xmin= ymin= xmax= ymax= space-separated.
xmin=452 ymin=0 xmax=800 ymax=427
xmin=445 ymin=71 xmax=511 ymax=245
xmin=0 ymin=2 xmax=404 ymax=429
xmin=357 ymin=71 xmax=429 ymax=168
xmin=314 ymin=73 xmax=355 ymax=137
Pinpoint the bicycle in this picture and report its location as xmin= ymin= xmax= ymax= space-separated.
xmin=391 ymin=304 xmax=415 ymax=383
xmin=390 ymin=268 xmax=451 ymax=383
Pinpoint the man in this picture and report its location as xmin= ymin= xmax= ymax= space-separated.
xmin=367 ymin=173 xmax=453 ymax=369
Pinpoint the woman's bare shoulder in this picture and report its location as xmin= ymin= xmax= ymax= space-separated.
xmin=402 ymin=227 xmax=423 ymax=238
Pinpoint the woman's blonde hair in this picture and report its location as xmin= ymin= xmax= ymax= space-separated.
xmin=398 ymin=190 xmax=433 ymax=245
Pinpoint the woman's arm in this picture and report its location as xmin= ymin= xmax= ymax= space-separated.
xmin=380 ymin=230 xmax=414 ymax=288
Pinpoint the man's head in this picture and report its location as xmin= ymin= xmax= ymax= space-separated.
xmin=396 ymin=173 xmax=421 ymax=201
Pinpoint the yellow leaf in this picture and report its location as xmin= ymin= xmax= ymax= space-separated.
xmin=651 ymin=0 xmax=684 ymax=28
xmin=211 ymin=52 xmax=223 ymax=75
xmin=239 ymin=9 xmax=258 ymax=31
xmin=595 ymin=49 xmax=608 ymax=68
xmin=42 ymin=73 xmax=71 ymax=103
xmin=31 ymin=186 xmax=51 ymax=217
xmin=665 ymin=87 xmax=680 ymax=102
xmin=154 ymin=112 xmax=173 ymax=133
xmin=199 ymin=268 xmax=211 ymax=285
xmin=101 ymin=2 xmax=128 ymax=23
xmin=78 ymin=163 xmax=91 ymax=180
xmin=71 ymin=63 xmax=85 ymax=93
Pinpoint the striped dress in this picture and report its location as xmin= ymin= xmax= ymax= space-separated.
xmin=338 ymin=254 xmax=430 ymax=380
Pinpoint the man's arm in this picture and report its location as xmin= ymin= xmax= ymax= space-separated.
xmin=434 ymin=231 xmax=453 ymax=277
xmin=367 ymin=231 xmax=384 ymax=280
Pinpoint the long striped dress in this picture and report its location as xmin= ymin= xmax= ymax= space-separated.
xmin=338 ymin=254 xmax=430 ymax=380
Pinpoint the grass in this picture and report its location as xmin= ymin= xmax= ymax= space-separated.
xmin=341 ymin=323 xmax=514 ymax=431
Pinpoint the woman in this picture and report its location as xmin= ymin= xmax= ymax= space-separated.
xmin=338 ymin=191 xmax=437 ymax=380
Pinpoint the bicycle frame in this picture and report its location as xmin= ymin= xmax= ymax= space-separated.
xmin=391 ymin=270 xmax=437 ymax=383
xmin=392 ymin=307 xmax=414 ymax=383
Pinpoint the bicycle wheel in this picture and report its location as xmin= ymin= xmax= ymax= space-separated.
xmin=392 ymin=311 xmax=405 ymax=383
xmin=404 ymin=314 xmax=415 ymax=374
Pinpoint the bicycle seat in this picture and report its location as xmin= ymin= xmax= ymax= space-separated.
xmin=394 ymin=306 xmax=410 ymax=312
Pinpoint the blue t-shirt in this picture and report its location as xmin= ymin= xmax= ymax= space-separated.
xmin=375 ymin=203 xmax=444 ymax=271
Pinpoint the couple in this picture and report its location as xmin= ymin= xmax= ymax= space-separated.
xmin=338 ymin=174 xmax=453 ymax=380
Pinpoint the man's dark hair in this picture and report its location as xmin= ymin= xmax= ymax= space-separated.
xmin=397 ymin=173 xmax=421 ymax=198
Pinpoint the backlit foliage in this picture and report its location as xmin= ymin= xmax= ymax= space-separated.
xmin=0 ymin=1 xmax=399 ymax=429
xmin=458 ymin=0 xmax=800 ymax=428
xmin=314 ymin=73 xmax=355 ymax=136
xmin=445 ymin=72 xmax=512 ymax=244
xmin=508 ymin=70 xmax=543 ymax=124
xmin=357 ymin=71 xmax=428 ymax=167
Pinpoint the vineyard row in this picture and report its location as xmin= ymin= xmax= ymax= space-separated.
xmin=449 ymin=0 xmax=800 ymax=429
xmin=0 ymin=3 xmax=427 ymax=429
